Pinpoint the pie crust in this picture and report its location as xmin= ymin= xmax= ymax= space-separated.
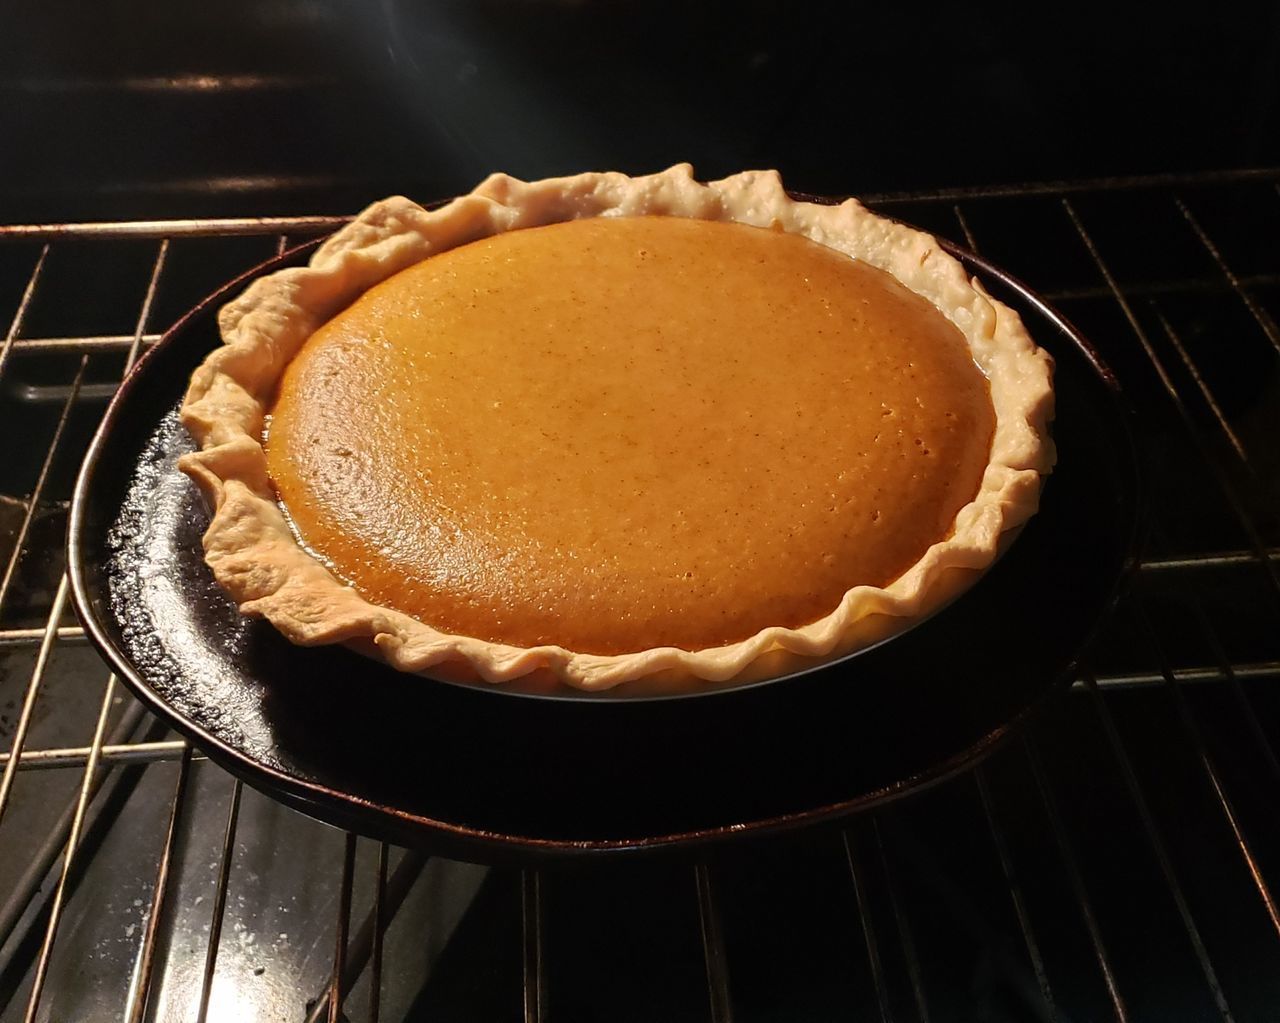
xmin=178 ymin=165 xmax=1055 ymax=692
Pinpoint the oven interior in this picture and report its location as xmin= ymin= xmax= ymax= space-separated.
xmin=2 ymin=4 xmax=1280 ymax=1021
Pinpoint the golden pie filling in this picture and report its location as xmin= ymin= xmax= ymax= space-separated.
xmin=265 ymin=215 xmax=995 ymax=656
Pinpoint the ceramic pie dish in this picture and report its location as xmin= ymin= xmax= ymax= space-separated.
xmin=178 ymin=166 xmax=1055 ymax=693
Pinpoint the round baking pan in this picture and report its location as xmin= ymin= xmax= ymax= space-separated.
xmin=68 ymin=230 xmax=1142 ymax=862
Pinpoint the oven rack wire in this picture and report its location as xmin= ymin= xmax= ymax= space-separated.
xmin=0 ymin=168 xmax=1278 ymax=1021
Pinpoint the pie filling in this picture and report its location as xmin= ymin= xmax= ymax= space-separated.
xmin=264 ymin=215 xmax=996 ymax=655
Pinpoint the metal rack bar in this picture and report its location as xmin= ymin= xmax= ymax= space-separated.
xmin=0 ymin=577 xmax=71 ymax=830
xmin=843 ymin=828 xmax=894 ymax=1023
xmin=0 ymin=740 xmax=191 ymax=772
xmin=1024 ymin=737 xmax=1129 ymax=1022
xmin=328 ymin=832 xmax=358 ymax=1023
xmin=951 ymin=205 xmax=979 ymax=253
xmin=17 ymin=382 xmax=116 ymax=404
xmin=194 ymin=779 xmax=242 ymax=1023
xmin=126 ymin=241 xmax=168 ymax=368
xmin=1141 ymin=550 xmax=1280 ymax=571
xmin=521 ymin=869 xmax=546 ymax=1023
xmin=695 ymin=863 xmax=733 ymax=1023
xmin=21 ymin=676 xmax=118 ymax=1022
xmin=1081 ymin=662 xmax=1280 ymax=691
xmin=1081 ymin=672 xmax=1235 ymax=1020
xmin=0 ymin=625 xmax=86 ymax=647
xmin=0 ymin=356 xmax=87 ymax=613
xmin=1174 ymin=195 xmax=1280 ymax=357
xmin=873 ymin=818 xmax=930 ymax=1023
xmin=370 ymin=842 xmax=388 ymax=1023
xmin=863 ymin=167 xmax=1280 ymax=205
xmin=0 ymin=216 xmax=346 ymax=241
xmin=1148 ymin=304 xmax=1251 ymax=465
xmin=974 ymin=766 xmax=1056 ymax=1019
xmin=7 ymin=333 xmax=162 ymax=356
xmin=0 ymin=244 xmax=47 ymax=384
xmin=125 ymin=745 xmax=192 ymax=1023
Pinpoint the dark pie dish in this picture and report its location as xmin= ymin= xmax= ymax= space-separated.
xmin=67 ymin=225 xmax=1141 ymax=862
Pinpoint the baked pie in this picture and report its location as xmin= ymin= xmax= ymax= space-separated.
xmin=179 ymin=166 xmax=1054 ymax=692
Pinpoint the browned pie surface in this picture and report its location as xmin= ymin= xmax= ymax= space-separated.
xmin=265 ymin=215 xmax=995 ymax=654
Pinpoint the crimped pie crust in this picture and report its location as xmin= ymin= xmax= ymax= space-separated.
xmin=178 ymin=165 xmax=1055 ymax=692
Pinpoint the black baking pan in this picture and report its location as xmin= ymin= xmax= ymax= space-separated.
xmin=67 ymin=226 xmax=1142 ymax=863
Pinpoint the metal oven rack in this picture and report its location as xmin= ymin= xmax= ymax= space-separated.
xmin=1 ymin=170 xmax=1278 ymax=1021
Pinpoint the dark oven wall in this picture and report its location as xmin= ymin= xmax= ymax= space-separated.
xmin=1 ymin=1 xmax=1278 ymax=221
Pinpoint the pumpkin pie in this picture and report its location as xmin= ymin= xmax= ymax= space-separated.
xmin=178 ymin=166 xmax=1055 ymax=692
